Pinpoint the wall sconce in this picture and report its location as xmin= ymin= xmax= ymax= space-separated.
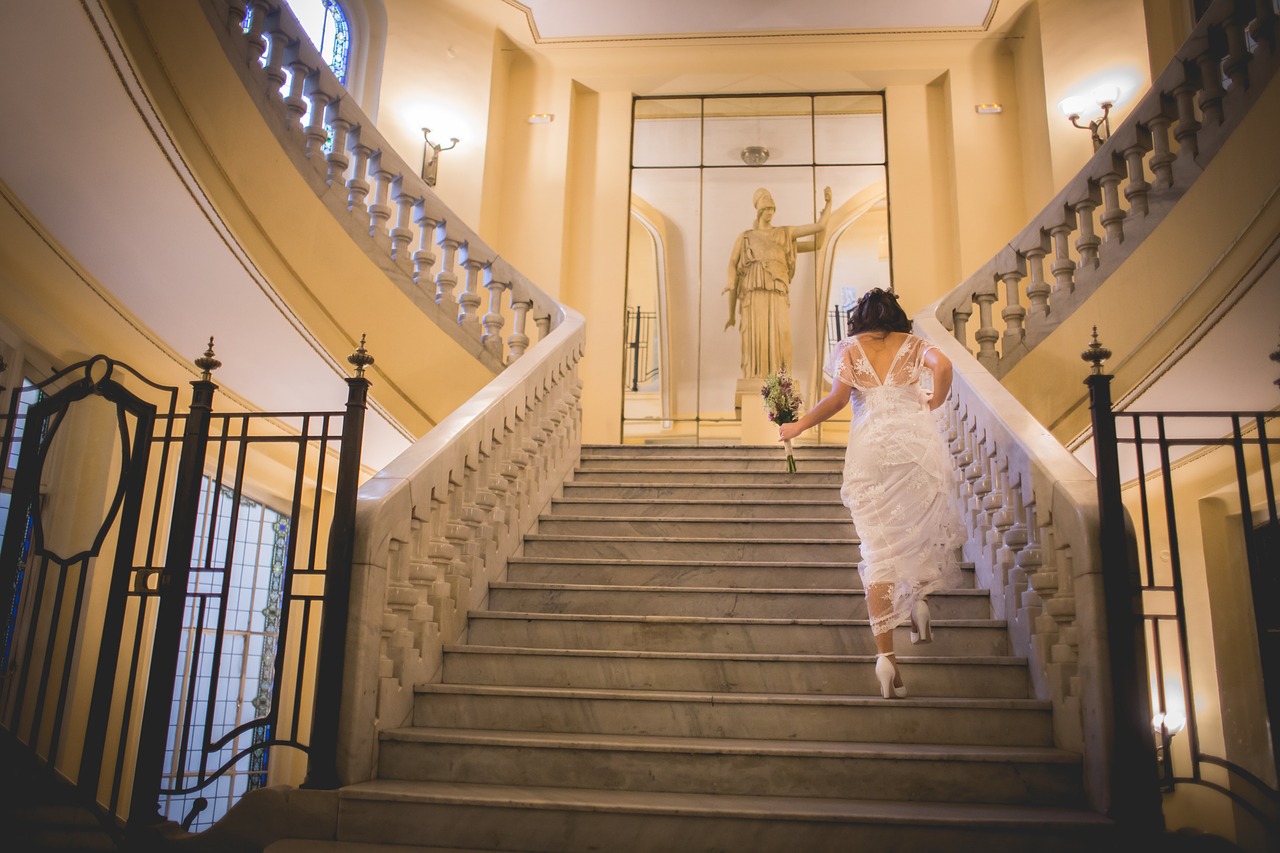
xmin=421 ymin=127 xmax=459 ymax=187
xmin=1152 ymin=709 xmax=1186 ymax=792
xmin=1059 ymin=85 xmax=1121 ymax=151
xmin=741 ymin=145 xmax=770 ymax=166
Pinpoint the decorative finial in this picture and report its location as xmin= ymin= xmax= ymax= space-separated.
xmin=1081 ymin=326 xmax=1111 ymax=375
xmin=348 ymin=333 xmax=374 ymax=378
xmin=195 ymin=337 xmax=222 ymax=381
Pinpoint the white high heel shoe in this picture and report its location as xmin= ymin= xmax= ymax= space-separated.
xmin=875 ymin=653 xmax=907 ymax=699
xmin=909 ymin=599 xmax=933 ymax=645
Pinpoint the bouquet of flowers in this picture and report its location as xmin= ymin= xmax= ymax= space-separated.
xmin=761 ymin=368 xmax=802 ymax=473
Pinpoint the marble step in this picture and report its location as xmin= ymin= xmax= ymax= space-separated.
xmin=378 ymin=728 xmax=1083 ymax=807
xmin=336 ymin=780 xmax=1114 ymax=852
xmin=440 ymin=646 xmax=1030 ymax=698
xmin=467 ymin=612 xmax=1010 ymax=656
xmin=547 ymin=497 xmax=853 ymax=518
xmin=486 ymin=583 xmax=990 ymax=620
xmin=571 ymin=469 xmax=842 ymax=485
xmin=411 ymin=684 xmax=1053 ymax=746
xmin=578 ymin=456 xmax=844 ymax=473
xmin=521 ymin=534 xmax=859 ymax=562
xmin=507 ymin=557 xmax=861 ymax=589
xmin=561 ymin=482 xmax=843 ymax=501
xmin=582 ymin=444 xmax=847 ymax=459
xmin=505 ymin=557 xmax=976 ymax=590
xmin=534 ymin=516 xmax=856 ymax=540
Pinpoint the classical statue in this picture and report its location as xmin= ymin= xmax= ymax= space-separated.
xmin=724 ymin=186 xmax=832 ymax=379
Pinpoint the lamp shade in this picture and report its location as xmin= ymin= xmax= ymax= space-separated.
xmin=1058 ymin=95 xmax=1091 ymax=118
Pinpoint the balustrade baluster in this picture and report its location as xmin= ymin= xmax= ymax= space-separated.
xmin=261 ymin=19 xmax=288 ymax=91
xmin=1172 ymin=74 xmax=1202 ymax=158
xmin=244 ymin=0 xmax=270 ymax=62
xmin=346 ymin=130 xmax=373 ymax=213
xmin=1223 ymin=12 xmax=1251 ymax=90
xmin=999 ymin=267 xmax=1026 ymax=356
xmin=303 ymin=75 xmax=332 ymax=159
xmin=411 ymin=204 xmax=441 ymax=289
xmin=1072 ymin=185 xmax=1102 ymax=269
xmin=435 ymin=233 xmax=461 ymax=306
xmin=1049 ymin=214 xmax=1077 ymax=293
xmin=1024 ymin=238 xmax=1050 ymax=320
xmin=1249 ymin=0 xmax=1277 ymax=56
xmin=1098 ymin=154 xmax=1127 ymax=244
xmin=282 ymin=53 xmax=310 ymax=127
xmin=482 ymin=268 xmax=509 ymax=356
xmin=972 ymin=282 xmax=1000 ymax=372
xmin=324 ymin=101 xmax=352 ymax=185
xmin=389 ymin=179 xmax=415 ymax=261
xmin=366 ymin=151 xmax=394 ymax=246
xmin=1147 ymin=104 xmax=1177 ymax=186
xmin=951 ymin=302 xmax=973 ymax=353
xmin=1122 ymin=130 xmax=1152 ymax=216
xmin=226 ymin=0 xmax=249 ymax=36
xmin=1195 ymin=39 xmax=1227 ymax=126
xmin=533 ymin=313 xmax=552 ymax=341
xmin=458 ymin=249 xmax=485 ymax=331
xmin=507 ymin=299 xmax=534 ymax=362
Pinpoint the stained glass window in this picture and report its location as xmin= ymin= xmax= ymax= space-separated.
xmin=284 ymin=0 xmax=350 ymax=84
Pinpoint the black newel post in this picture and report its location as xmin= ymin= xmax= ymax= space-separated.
xmin=128 ymin=339 xmax=221 ymax=829
xmin=304 ymin=336 xmax=372 ymax=789
xmin=1082 ymin=328 xmax=1164 ymax=833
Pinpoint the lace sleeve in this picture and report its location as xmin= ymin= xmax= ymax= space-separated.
xmin=825 ymin=339 xmax=857 ymax=388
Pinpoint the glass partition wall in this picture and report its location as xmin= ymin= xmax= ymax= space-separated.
xmin=624 ymin=93 xmax=890 ymax=444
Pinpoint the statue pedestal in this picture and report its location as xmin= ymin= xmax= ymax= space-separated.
xmin=739 ymin=393 xmax=779 ymax=446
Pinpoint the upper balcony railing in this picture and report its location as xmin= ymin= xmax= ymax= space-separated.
xmin=936 ymin=0 xmax=1277 ymax=377
xmin=206 ymin=0 xmax=562 ymax=374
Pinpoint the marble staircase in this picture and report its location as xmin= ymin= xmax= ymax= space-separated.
xmin=327 ymin=445 xmax=1116 ymax=851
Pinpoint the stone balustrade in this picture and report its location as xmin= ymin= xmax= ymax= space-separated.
xmin=915 ymin=310 xmax=1113 ymax=812
xmin=936 ymin=0 xmax=1277 ymax=377
xmin=204 ymin=0 xmax=557 ymax=372
xmin=337 ymin=311 xmax=585 ymax=784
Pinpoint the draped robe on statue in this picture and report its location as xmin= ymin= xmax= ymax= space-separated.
xmin=726 ymin=225 xmax=797 ymax=379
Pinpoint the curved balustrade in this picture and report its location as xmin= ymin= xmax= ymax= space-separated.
xmin=937 ymin=0 xmax=1277 ymax=377
xmin=204 ymin=0 xmax=558 ymax=372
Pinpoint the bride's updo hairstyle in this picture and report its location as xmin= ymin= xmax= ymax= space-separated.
xmin=847 ymin=287 xmax=911 ymax=336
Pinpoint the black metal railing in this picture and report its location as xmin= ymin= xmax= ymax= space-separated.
xmin=0 ymin=340 xmax=369 ymax=839
xmin=624 ymin=307 xmax=659 ymax=392
xmin=1086 ymin=332 xmax=1280 ymax=836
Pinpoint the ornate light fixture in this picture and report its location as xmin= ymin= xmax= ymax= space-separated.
xmin=740 ymin=145 xmax=770 ymax=166
xmin=1059 ymin=85 xmax=1121 ymax=151
xmin=1152 ymin=709 xmax=1186 ymax=792
xmin=421 ymin=127 xmax=460 ymax=187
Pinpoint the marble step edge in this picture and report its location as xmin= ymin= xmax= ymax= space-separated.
xmin=413 ymin=682 xmax=1051 ymax=711
xmin=471 ymin=610 xmax=1005 ymax=629
xmin=490 ymin=581 xmax=989 ymax=598
xmin=441 ymin=644 xmax=1026 ymax=667
xmin=538 ymin=515 xmax=856 ymax=525
xmin=551 ymin=498 xmax=844 ymax=506
xmin=380 ymin=727 xmax=1080 ymax=764
xmin=507 ymin=556 xmax=977 ymax=571
xmin=338 ymin=780 xmax=1113 ymax=829
xmin=562 ymin=482 xmax=841 ymax=490
xmin=523 ymin=534 xmax=860 ymax=544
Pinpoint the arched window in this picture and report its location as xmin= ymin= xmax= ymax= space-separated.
xmin=284 ymin=0 xmax=351 ymax=83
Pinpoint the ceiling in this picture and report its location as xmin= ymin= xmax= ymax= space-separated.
xmin=507 ymin=0 xmax=999 ymax=42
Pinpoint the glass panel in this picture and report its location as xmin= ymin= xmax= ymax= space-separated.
xmin=814 ymin=95 xmax=885 ymax=165
xmin=633 ymin=99 xmax=702 ymax=168
xmin=704 ymin=97 xmax=813 ymax=167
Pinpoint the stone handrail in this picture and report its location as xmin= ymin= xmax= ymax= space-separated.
xmin=203 ymin=0 xmax=557 ymax=372
xmin=937 ymin=0 xmax=1276 ymax=376
xmin=914 ymin=310 xmax=1114 ymax=813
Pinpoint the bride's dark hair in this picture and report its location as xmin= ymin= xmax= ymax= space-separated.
xmin=847 ymin=288 xmax=911 ymax=335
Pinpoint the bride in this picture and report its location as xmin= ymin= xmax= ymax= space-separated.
xmin=778 ymin=288 xmax=964 ymax=699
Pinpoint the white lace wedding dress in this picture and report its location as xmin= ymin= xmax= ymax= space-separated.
xmin=827 ymin=333 xmax=965 ymax=635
